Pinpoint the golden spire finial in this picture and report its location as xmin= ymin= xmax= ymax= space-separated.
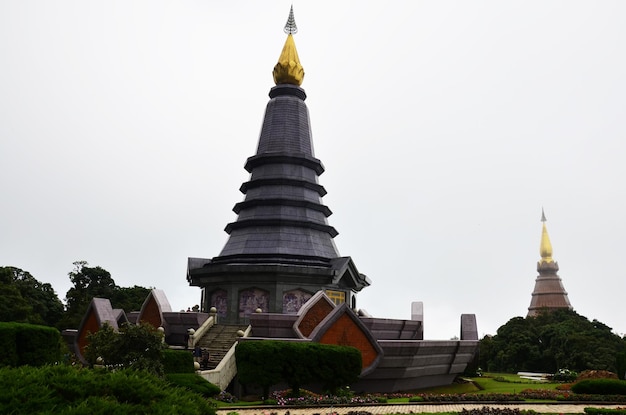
xmin=273 ymin=6 xmax=304 ymax=86
xmin=539 ymin=208 xmax=554 ymax=263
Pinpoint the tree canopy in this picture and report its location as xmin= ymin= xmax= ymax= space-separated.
xmin=479 ymin=309 xmax=626 ymax=374
xmin=85 ymin=322 xmax=165 ymax=375
xmin=0 ymin=267 xmax=64 ymax=327
xmin=58 ymin=261 xmax=151 ymax=329
xmin=0 ymin=261 xmax=152 ymax=330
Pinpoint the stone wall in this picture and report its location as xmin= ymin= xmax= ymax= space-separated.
xmin=352 ymin=339 xmax=479 ymax=393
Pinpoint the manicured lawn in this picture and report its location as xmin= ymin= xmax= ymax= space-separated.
xmin=392 ymin=373 xmax=559 ymax=397
xmin=470 ymin=373 xmax=560 ymax=394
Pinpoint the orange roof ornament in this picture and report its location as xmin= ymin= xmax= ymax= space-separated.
xmin=273 ymin=5 xmax=305 ymax=86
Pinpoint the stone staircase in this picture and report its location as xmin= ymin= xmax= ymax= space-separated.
xmin=193 ymin=324 xmax=248 ymax=370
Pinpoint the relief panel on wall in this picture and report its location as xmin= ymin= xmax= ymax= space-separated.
xmin=239 ymin=288 xmax=269 ymax=318
xmin=282 ymin=289 xmax=312 ymax=314
xmin=210 ymin=289 xmax=228 ymax=318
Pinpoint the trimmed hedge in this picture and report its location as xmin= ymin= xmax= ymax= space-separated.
xmin=0 ymin=323 xmax=18 ymax=366
xmin=236 ymin=340 xmax=362 ymax=397
xmin=585 ymin=409 xmax=626 ymax=415
xmin=163 ymin=349 xmax=195 ymax=374
xmin=0 ymin=322 xmax=61 ymax=367
xmin=0 ymin=365 xmax=216 ymax=414
xmin=572 ymin=379 xmax=626 ymax=395
xmin=165 ymin=373 xmax=221 ymax=397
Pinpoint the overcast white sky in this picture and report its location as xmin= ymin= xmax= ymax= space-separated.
xmin=2 ymin=1 xmax=625 ymax=340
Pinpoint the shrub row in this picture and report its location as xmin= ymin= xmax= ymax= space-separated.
xmin=0 ymin=322 xmax=61 ymax=367
xmin=572 ymin=379 xmax=626 ymax=395
xmin=236 ymin=340 xmax=362 ymax=397
xmin=165 ymin=373 xmax=220 ymax=398
xmin=162 ymin=349 xmax=195 ymax=374
xmin=0 ymin=365 xmax=216 ymax=415
xmin=585 ymin=408 xmax=626 ymax=415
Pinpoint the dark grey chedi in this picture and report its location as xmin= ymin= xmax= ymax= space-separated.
xmin=187 ymin=83 xmax=370 ymax=324
xmin=186 ymin=12 xmax=478 ymax=393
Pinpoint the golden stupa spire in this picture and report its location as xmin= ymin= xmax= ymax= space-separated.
xmin=273 ymin=5 xmax=305 ymax=86
xmin=539 ymin=208 xmax=554 ymax=263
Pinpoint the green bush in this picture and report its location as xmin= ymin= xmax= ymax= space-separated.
xmin=0 ymin=323 xmax=18 ymax=366
xmin=236 ymin=340 xmax=283 ymax=398
xmin=0 ymin=322 xmax=61 ymax=367
xmin=85 ymin=322 xmax=164 ymax=375
xmin=16 ymin=324 xmax=62 ymax=366
xmin=163 ymin=349 xmax=195 ymax=374
xmin=165 ymin=373 xmax=221 ymax=397
xmin=553 ymin=368 xmax=578 ymax=382
xmin=236 ymin=340 xmax=362 ymax=397
xmin=617 ymin=352 xmax=626 ymax=381
xmin=585 ymin=408 xmax=626 ymax=415
xmin=572 ymin=379 xmax=626 ymax=395
xmin=0 ymin=365 xmax=216 ymax=415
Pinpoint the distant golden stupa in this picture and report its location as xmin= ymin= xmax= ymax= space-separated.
xmin=527 ymin=209 xmax=573 ymax=317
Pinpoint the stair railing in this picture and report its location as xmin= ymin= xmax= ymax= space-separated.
xmin=198 ymin=325 xmax=251 ymax=391
xmin=189 ymin=311 xmax=217 ymax=349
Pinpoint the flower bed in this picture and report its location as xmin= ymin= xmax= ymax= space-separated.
xmin=216 ymin=388 xmax=626 ymax=406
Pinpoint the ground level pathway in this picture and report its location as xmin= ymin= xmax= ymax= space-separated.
xmin=217 ymin=403 xmax=624 ymax=415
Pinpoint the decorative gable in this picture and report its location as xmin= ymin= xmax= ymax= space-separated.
xmin=75 ymin=298 xmax=122 ymax=363
xmin=138 ymin=289 xmax=172 ymax=329
xmin=293 ymin=290 xmax=336 ymax=338
xmin=309 ymin=303 xmax=383 ymax=376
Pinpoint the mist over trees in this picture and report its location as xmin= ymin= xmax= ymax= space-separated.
xmin=479 ymin=309 xmax=626 ymax=375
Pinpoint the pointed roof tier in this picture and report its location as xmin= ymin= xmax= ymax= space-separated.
xmin=218 ymin=93 xmax=334 ymax=260
xmin=210 ymin=8 xmax=341 ymax=266
xmin=527 ymin=210 xmax=573 ymax=317
xmin=187 ymin=7 xmax=369 ymax=323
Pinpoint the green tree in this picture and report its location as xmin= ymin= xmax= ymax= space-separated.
xmin=0 ymin=267 xmax=63 ymax=326
xmin=0 ymin=269 xmax=31 ymax=323
xmin=59 ymin=261 xmax=150 ymax=329
xmin=109 ymin=285 xmax=151 ymax=314
xmin=85 ymin=322 xmax=165 ymax=376
xmin=479 ymin=309 xmax=626 ymax=374
xmin=59 ymin=261 xmax=117 ymax=329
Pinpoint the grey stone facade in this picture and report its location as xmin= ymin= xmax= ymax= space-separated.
xmin=244 ymin=305 xmax=479 ymax=393
xmin=187 ymin=84 xmax=370 ymax=324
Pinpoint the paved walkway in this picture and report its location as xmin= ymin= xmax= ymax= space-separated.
xmin=217 ymin=403 xmax=625 ymax=415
